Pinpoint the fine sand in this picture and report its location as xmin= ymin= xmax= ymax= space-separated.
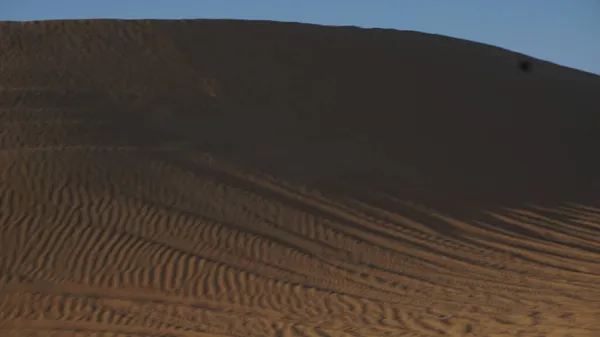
xmin=1 ymin=19 xmax=599 ymax=337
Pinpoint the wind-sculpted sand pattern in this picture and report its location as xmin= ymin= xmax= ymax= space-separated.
xmin=1 ymin=19 xmax=600 ymax=336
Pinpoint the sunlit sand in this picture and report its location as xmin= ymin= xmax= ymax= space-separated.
xmin=1 ymin=19 xmax=599 ymax=337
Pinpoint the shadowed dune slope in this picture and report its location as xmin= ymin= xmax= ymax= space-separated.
xmin=1 ymin=19 xmax=600 ymax=337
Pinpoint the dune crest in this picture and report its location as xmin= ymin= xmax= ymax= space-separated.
xmin=1 ymin=19 xmax=599 ymax=337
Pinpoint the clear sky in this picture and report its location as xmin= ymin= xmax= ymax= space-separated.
xmin=2 ymin=0 xmax=599 ymax=75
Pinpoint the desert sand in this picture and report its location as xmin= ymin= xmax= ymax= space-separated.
xmin=0 ymin=19 xmax=599 ymax=337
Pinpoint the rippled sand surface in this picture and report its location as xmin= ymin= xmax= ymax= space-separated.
xmin=1 ymin=19 xmax=600 ymax=337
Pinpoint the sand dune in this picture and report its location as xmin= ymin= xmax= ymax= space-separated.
xmin=0 ymin=19 xmax=599 ymax=336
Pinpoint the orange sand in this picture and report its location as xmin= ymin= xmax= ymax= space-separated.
xmin=0 ymin=19 xmax=599 ymax=337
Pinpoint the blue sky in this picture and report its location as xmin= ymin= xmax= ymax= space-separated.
xmin=2 ymin=0 xmax=599 ymax=75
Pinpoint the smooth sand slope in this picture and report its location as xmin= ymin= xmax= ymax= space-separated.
xmin=0 ymin=19 xmax=599 ymax=337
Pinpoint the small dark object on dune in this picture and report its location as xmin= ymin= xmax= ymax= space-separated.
xmin=518 ymin=59 xmax=533 ymax=73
